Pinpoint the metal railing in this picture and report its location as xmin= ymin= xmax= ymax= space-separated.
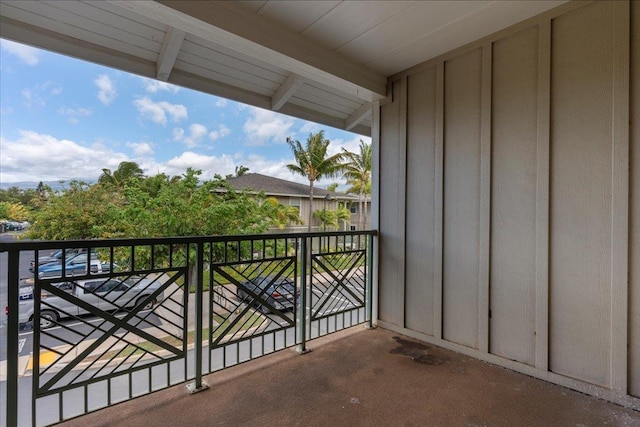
xmin=0 ymin=230 xmax=376 ymax=427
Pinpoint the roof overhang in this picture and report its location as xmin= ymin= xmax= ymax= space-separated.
xmin=0 ymin=1 xmax=567 ymax=136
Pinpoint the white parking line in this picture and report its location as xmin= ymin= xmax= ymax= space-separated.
xmin=18 ymin=312 xmax=131 ymax=336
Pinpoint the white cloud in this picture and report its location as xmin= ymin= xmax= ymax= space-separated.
xmin=126 ymin=141 xmax=154 ymax=156
xmin=215 ymin=98 xmax=228 ymax=107
xmin=150 ymin=152 xmax=237 ymax=178
xmin=133 ymin=97 xmax=187 ymax=125
xmin=327 ymin=135 xmax=372 ymax=157
xmin=173 ymin=123 xmax=208 ymax=147
xmin=209 ymin=125 xmax=230 ymax=141
xmin=94 ymin=74 xmax=116 ymax=105
xmin=242 ymin=106 xmax=294 ymax=146
xmin=22 ymin=89 xmax=45 ymax=108
xmin=173 ymin=128 xmax=185 ymax=141
xmin=0 ymin=131 xmax=128 ymax=182
xmin=299 ymin=121 xmax=322 ymax=135
xmin=40 ymin=81 xmax=63 ymax=96
xmin=20 ymin=81 xmax=63 ymax=109
xmin=141 ymin=78 xmax=180 ymax=94
xmin=1 ymin=39 xmax=40 ymax=65
xmin=58 ymin=107 xmax=92 ymax=124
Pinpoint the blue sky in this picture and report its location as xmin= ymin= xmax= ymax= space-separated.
xmin=0 ymin=39 xmax=369 ymax=187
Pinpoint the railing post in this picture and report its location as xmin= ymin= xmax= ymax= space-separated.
xmin=186 ymin=242 xmax=209 ymax=393
xmin=6 ymin=249 xmax=20 ymax=427
xmin=365 ymin=233 xmax=375 ymax=329
xmin=296 ymin=236 xmax=309 ymax=354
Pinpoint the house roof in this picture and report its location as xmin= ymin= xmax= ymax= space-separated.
xmin=226 ymin=173 xmax=354 ymax=200
xmin=0 ymin=1 xmax=566 ymax=137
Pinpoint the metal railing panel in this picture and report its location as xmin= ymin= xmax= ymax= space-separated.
xmin=308 ymin=236 xmax=368 ymax=340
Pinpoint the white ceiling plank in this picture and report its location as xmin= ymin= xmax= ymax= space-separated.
xmin=344 ymin=102 xmax=372 ymax=131
xmin=108 ymin=0 xmax=387 ymax=102
xmin=1 ymin=3 xmax=159 ymax=61
xmin=271 ymin=73 xmax=305 ymax=111
xmin=181 ymin=37 xmax=286 ymax=83
xmin=157 ymin=26 xmax=185 ymax=81
xmin=0 ymin=15 xmax=156 ymax=77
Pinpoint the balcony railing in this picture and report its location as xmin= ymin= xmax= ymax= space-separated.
xmin=1 ymin=230 xmax=376 ymax=427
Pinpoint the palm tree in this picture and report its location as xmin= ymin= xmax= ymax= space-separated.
xmin=265 ymin=197 xmax=304 ymax=229
xmin=99 ymin=161 xmax=144 ymax=189
xmin=286 ymin=131 xmax=346 ymax=231
xmin=343 ymin=140 xmax=372 ymax=230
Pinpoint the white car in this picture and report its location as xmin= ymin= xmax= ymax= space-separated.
xmin=18 ymin=277 xmax=164 ymax=328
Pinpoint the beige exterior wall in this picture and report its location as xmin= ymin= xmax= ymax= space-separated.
xmin=377 ymin=0 xmax=639 ymax=408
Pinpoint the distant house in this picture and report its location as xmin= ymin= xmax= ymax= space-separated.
xmin=225 ymin=173 xmax=369 ymax=232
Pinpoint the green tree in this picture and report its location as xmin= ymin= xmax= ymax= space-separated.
xmin=326 ymin=183 xmax=339 ymax=193
xmin=99 ymin=161 xmax=145 ymax=189
xmin=335 ymin=206 xmax=351 ymax=230
xmin=264 ymin=197 xmax=304 ymax=229
xmin=343 ymin=140 xmax=372 ymax=230
xmin=25 ymin=180 xmax=124 ymax=240
xmin=286 ymin=131 xmax=346 ymax=231
xmin=313 ymin=209 xmax=337 ymax=230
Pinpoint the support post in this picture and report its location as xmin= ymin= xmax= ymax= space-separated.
xmin=365 ymin=233 xmax=375 ymax=329
xmin=296 ymin=236 xmax=309 ymax=354
xmin=7 ymin=249 xmax=19 ymax=427
xmin=186 ymin=242 xmax=209 ymax=393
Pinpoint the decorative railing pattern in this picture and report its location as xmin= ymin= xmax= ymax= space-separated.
xmin=1 ymin=231 xmax=376 ymax=427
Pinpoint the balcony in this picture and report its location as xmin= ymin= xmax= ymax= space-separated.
xmin=2 ymin=231 xmax=639 ymax=426
xmin=1 ymin=231 xmax=374 ymax=426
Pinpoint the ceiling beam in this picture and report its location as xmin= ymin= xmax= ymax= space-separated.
xmin=157 ymin=26 xmax=186 ymax=81
xmin=344 ymin=102 xmax=372 ymax=131
xmin=109 ymin=0 xmax=387 ymax=102
xmin=271 ymin=73 xmax=304 ymax=111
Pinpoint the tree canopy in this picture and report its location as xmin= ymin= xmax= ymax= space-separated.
xmin=25 ymin=164 xmax=300 ymax=241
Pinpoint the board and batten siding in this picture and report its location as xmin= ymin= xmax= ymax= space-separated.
xmin=377 ymin=0 xmax=639 ymax=408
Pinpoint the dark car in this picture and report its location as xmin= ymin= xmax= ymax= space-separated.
xmin=237 ymin=276 xmax=297 ymax=314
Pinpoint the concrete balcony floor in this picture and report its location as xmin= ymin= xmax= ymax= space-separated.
xmin=61 ymin=327 xmax=640 ymax=427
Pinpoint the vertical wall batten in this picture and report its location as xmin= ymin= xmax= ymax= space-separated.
xmin=434 ymin=63 xmax=445 ymax=340
xmin=628 ymin=0 xmax=640 ymax=399
xmin=535 ymin=21 xmax=551 ymax=372
xmin=610 ymin=0 xmax=630 ymax=394
xmin=478 ymin=43 xmax=492 ymax=354
xmin=371 ymin=99 xmax=381 ymax=326
xmin=399 ymin=77 xmax=408 ymax=328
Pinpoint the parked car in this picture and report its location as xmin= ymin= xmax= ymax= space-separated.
xmin=237 ymin=276 xmax=297 ymax=314
xmin=29 ymin=248 xmax=91 ymax=273
xmin=36 ymin=253 xmax=111 ymax=278
xmin=18 ymin=276 xmax=164 ymax=328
